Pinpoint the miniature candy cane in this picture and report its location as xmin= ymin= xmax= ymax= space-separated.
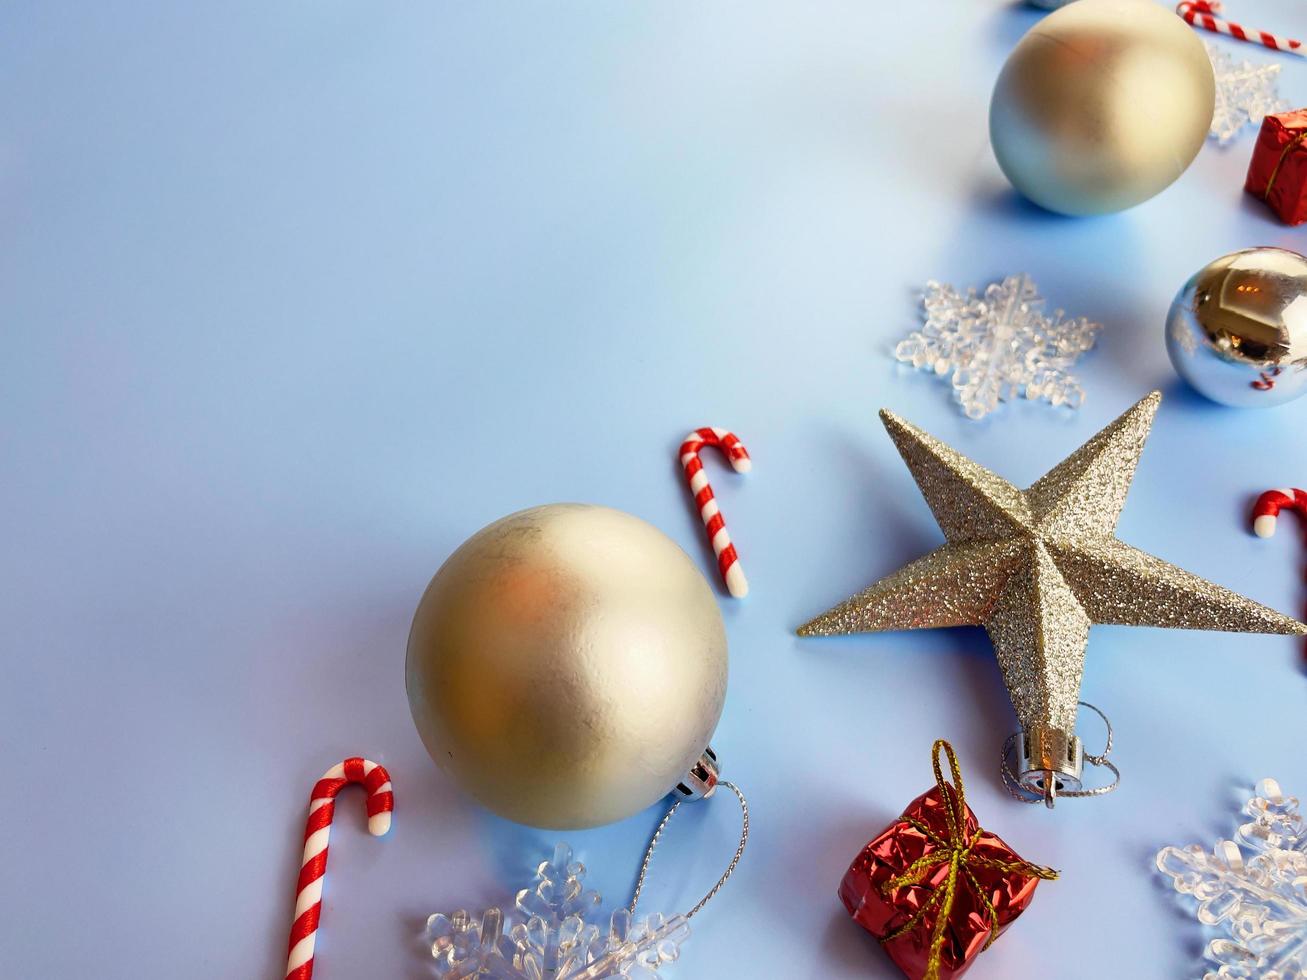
xmin=1177 ymin=2 xmax=1304 ymax=57
xmin=679 ymin=428 xmax=751 ymax=598
xmin=1252 ymin=487 xmax=1307 ymax=538
xmin=286 ymin=758 xmax=394 ymax=980
xmin=1252 ymin=367 xmax=1283 ymax=392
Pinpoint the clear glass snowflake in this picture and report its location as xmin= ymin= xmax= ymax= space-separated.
xmin=425 ymin=843 xmax=690 ymax=979
xmin=893 ymin=274 xmax=1100 ymax=420
xmin=1156 ymin=778 xmax=1307 ymax=979
xmin=1207 ymin=41 xmax=1288 ymax=146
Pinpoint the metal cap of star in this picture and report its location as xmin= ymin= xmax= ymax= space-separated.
xmin=798 ymin=391 xmax=1306 ymax=801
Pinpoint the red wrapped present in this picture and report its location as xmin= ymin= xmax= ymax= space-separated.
xmin=1246 ymin=109 xmax=1307 ymax=225
xmin=838 ymin=741 xmax=1057 ymax=980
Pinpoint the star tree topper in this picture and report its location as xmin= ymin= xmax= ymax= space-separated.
xmin=799 ymin=392 xmax=1305 ymax=801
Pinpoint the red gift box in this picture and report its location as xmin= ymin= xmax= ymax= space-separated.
xmin=1246 ymin=109 xmax=1307 ymax=225
xmin=838 ymin=741 xmax=1057 ymax=980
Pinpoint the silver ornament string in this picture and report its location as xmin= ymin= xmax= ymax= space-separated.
xmin=628 ymin=780 xmax=749 ymax=920
xmin=1000 ymin=701 xmax=1120 ymax=806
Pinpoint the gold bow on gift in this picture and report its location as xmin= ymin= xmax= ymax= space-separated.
xmin=879 ymin=740 xmax=1058 ymax=980
xmin=1262 ymin=130 xmax=1307 ymax=202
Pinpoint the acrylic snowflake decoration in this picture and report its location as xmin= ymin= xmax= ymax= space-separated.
xmin=893 ymin=274 xmax=1100 ymax=420
xmin=1156 ymin=778 xmax=1307 ymax=979
xmin=1207 ymin=41 xmax=1288 ymax=146
xmin=425 ymin=843 xmax=690 ymax=979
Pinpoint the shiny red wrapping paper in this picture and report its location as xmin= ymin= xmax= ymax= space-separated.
xmin=1246 ymin=109 xmax=1307 ymax=226
xmin=838 ymin=785 xmax=1045 ymax=980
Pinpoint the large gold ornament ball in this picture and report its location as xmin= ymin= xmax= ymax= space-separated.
xmin=989 ymin=0 xmax=1215 ymax=215
xmin=406 ymin=503 xmax=728 ymax=829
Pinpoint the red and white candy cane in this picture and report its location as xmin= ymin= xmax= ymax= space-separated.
xmin=1176 ymin=2 xmax=1304 ymax=57
xmin=679 ymin=427 xmax=751 ymax=598
xmin=1252 ymin=488 xmax=1307 ymax=538
xmin=286 ymin=758 xmax=394 ymax=980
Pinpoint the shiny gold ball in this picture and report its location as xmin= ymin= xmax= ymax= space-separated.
xmin=406 ymin=504 xmax=728 ymax=829
xmin=989 ymin=0 xmax=1215 ymax=215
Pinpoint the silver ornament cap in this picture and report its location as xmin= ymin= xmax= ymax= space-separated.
xmin=674 ymin=746 xmax=720 ymax=801
xmin=406 ymin=503 xmax=729 ymax=830
xmin=1166 ymin=247 xmax=1307 ymax=408
xmin=1013 ymin=726 xmax=1084 ymax=798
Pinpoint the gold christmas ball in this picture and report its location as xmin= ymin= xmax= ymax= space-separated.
xmin=406 ymin=503 xmax=728 ymax=829
xmin=989 ymin=0 xmax=1215 ymax=215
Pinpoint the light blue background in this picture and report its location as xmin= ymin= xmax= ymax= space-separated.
xmin=3 ymin=2 xmax=1306 ymax=977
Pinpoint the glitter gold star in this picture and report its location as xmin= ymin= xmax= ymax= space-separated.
xmin=799 ymin=392 xmax=1306 ymax=797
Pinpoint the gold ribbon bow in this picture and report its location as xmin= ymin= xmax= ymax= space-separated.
xmin=879 ymin=740 xmax=1058 ymax=980
xmin=1262 ymin=129 xmax=1307 ymax=203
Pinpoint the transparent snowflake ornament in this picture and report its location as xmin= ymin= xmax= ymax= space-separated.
xmin=425 ymin=781 xmax=748 ymax=980
xmin=1156 ymin=778 xmax=1307 ymax=979
xmin=893 ymin=274 xmax=1100 ymax=420
xmin=426 ymin=844 xmax=689 ymax=980
xmin=1207 ymin=42 xmax=1288 ymax=146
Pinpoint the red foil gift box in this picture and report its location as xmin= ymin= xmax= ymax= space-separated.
xmin=1246 ymin=109 xmax=1307 ymax=225
xmin=838 ymin=741 xmax=1056 ymax=980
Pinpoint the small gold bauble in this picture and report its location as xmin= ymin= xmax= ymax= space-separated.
xmin=989 ymin=0 xmax=1215 ymax=215
xmin=406 ymin=503 xmax=728 ymax=829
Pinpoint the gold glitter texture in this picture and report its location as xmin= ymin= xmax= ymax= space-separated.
xmin=798 ymin=391 xmax=1306 ymax=741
